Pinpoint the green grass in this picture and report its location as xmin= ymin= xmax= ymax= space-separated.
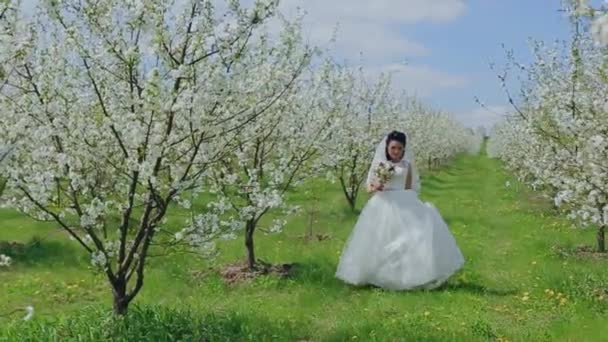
xmin=1 ymin=152 xmax=607 ymax=341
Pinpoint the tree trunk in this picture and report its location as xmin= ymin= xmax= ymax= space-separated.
xmin=111 ymin=277 xmax=130 ymax=315
xmin=307 ymin=212 xmax=313 ymax=240
xmin=347 ymin=194 xmax=356 ymax=212
xmin=306 ymin=194 xmax=320 ymax=240
xmin=598 ymin=225 xmax=606 ymax=253
xmin=338 ymin=175 xmax=358 ymax=212
xmin=245 ymin=220 xmax=256 ymax=270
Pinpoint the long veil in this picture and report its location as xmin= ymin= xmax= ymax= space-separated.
xmin=365 ymin=133 xmax=420 ymax=193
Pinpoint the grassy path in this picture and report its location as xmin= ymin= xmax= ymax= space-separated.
xmin=1 ymin=152 xmax=607 ymax=341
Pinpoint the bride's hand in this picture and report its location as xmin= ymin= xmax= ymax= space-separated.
xmin=368 ymin=182 xmax=383 ymax=193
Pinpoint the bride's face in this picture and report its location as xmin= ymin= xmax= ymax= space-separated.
xmin=387 ymin=140 xmax=404 ymax=161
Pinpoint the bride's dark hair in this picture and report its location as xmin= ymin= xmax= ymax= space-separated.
xmin=385 ymin=131 xmax=407 ymax=160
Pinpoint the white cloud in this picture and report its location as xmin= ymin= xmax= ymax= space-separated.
xmin=455 ymin=105 xmax=511 ymax=128
xmin=281 ymin=0 xmax=466 ymax=25
xmin=275 ymin=0 xmax=469 ymax=97
xmin=279 ymin=0 xmax=466 ymax=62
xmin=379 ymin=63 xmax=470 ymax=97
xmin=305 ymin=21 xmax=431 ymax=61
xmin=355 ymin=63 xmax=470 ymax=99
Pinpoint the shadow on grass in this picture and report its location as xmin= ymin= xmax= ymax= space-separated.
xmin=323 ymin=322 xmax=475 ymax=342
xmin=420 ymin=179 xmax=471 ymax=195
xmin=338 ymin=205 xmax=362 ymax=217
xmin=289 ymin=261 xmax=517 ymax=298
xmin=1 ymin=304 xmax=309 ymax=341
xmin=443 ymin=216 xmax=473 ymax=227
xmin=343 ymin=280 xmax=517 ymax=298
xmin=422 ymin=174 xmax=449 ymax=187
xmin=0 ymin=236 xmax=86 ymax=267
xmin=439 ymin=281 xmax=518 ymax=296
xmin=290 ymin=260 xmax=345 ymax=289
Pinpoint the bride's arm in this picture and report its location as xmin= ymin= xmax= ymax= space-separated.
xmin=405 ymin=163 xmax=412 ymax=190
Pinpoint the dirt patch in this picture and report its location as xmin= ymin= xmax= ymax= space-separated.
xmin=0 ymin=241 xmax=26 ymax=254
xmin=219 ymin=260 xmax=298 ymax=284
xmin=552 ymin=244 xmax=608 ymax=260
xmin=592 ymin=287 xmax=608 ymax=296
xmin=298 ymin=233 xmax=332 ymax=242
xmin=190 ymin=267 xmax=213 ymax=281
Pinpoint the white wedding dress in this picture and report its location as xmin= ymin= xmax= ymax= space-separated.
xmin=335 ymin=160 xmax=464 ymax=290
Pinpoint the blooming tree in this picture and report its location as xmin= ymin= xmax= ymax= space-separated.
xmin=402 ymin=98 xmax=482 ymax=170
xmin=0 ymin=0 xmax=311 ymax=314
xmin=0 ymin=0 xmax=21 ymax=164
xmin=204 ymin=35 xmax=322 ymax=270
xmin=318 ymin=64 xmax=482 ymax=211
xmin=488 ymin=3 xmax=608 ymax=252
xmin=573 ymin=0 xmax=608 ymax=46
xmin=0 ymin=0 xmax=22 ymax=269
xmin=0 ymin=0 xmax=20 ymax=82
xmin=318 ymin=64 xmax=396 ymax=211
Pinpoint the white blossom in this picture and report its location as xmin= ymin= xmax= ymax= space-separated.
xmin=0 ymin=254 xmax=11 ymax=267
xmin=90 ymin=251 xmax=107 ymax=268
xmin=23 ymin=306 xmax=34 ymax=321
xmin=591 ymin=14 xmax=608 ymax=46
xmin=0 ymin=0 xmax=310 ymax=311
xmin=574 ymin=0 xmax=592 ymax=16
xmin=488 ymin=22 xmax=608 ymax=250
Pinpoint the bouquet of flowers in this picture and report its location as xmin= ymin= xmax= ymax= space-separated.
xmin=373 ymin=161 xmax=395 ymax=185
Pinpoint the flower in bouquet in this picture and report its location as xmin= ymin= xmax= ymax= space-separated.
xmin=374 ymin=161 xmax=395 ymax=185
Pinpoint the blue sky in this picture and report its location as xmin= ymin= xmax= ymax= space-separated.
xmin=404 ymin=0 xmax=572 ymax=127
xmin=280 ymin=0 xmax=579 ymax=128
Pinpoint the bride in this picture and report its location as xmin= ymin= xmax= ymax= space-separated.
xmin=335 ymin=130 xmax=464 ymax=290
